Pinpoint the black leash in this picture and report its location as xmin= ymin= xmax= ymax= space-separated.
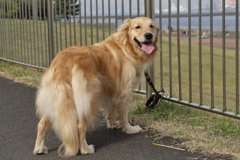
xmin=144 ymin=72 xmax=165 ymax=109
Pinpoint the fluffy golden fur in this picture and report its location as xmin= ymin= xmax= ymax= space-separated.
xmin=33 ymin=17 xmax=159 ymax=157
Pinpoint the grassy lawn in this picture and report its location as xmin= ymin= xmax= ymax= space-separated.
xmin=1 ymin=19 xmax=240 ymax=158
xmin=154 ymin=36 xmax=239 ymax=112
xmin=0 ymin=19 xmax=111 ymax=67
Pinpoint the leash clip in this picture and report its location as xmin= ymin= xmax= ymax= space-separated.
xmin=145 ymin=89 xmax=165 ymax=109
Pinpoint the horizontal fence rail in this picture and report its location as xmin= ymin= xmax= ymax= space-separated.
xmin=0 ymin=0 xmax=239 ymax=119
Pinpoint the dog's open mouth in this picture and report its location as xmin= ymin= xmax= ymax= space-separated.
xmin=134 ymin=38 xmax=155 ymax=54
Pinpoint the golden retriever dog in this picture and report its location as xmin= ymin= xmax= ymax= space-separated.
xmin=33 ymin=17 xmax=159 ymax=157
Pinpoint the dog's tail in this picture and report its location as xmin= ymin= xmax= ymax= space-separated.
xmin=58 ymin=99 xmax=79 ymax=157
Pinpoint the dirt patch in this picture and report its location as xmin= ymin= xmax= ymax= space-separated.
xmin=153 ymin=135 xmax=235 ymax=160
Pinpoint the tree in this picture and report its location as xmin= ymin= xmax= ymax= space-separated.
xmin=54 ymin=0 xmax=80 ymax=21
xmin=0 ymin=0 xmax=19 ymax=18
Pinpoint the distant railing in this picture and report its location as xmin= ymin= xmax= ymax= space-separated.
xmin=0 ymin=0 xmax=239 ymax=119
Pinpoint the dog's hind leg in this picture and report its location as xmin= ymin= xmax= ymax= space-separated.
xmin=33 ymin=116 xmax=51 ymax=155
xmin=72 ymin=68 xmax=98 ymax=155
xmin=78 ymin=118 xmax=95 ymax=154
xmin=58 ymin=98 xmax=79 ymax=157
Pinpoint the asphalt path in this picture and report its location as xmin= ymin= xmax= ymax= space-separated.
xmin=0 ymin=76 xmax=233 ymax=160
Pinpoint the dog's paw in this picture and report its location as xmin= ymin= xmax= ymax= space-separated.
xmin=81 ymin=144 xmax=95 ymax=155
xmin=107 ymin=120 xmax=121 ymax=129
xmin=123 ymin=125 xmax=142 ymax=134
xmin=33 ymin=146 xmax=48 ymax=155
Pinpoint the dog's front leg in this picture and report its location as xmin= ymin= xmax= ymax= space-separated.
xmin=118 ymin=95 xmax=142 ymax=134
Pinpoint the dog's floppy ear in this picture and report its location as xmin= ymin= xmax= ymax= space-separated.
xmin=117 ymin=19 xmax=131 ymax=42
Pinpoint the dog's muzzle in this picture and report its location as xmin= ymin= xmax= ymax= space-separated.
xmin=134 ymin=33 xmax=155 ymax=54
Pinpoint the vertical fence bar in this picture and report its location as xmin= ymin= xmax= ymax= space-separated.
xmin=115 ymin=0 xmax=118 ymax=30
xmin=129 ymin=0 xmax=132 ymax=18
xmin=4 ymin=1 xmax=6 ymax=59
xmin=28 ymin=0 xmax=32 ymax=64
xmin=10 ymin=0 xmax=14 ymax=61
xmin=188 ymin=0 xmax=192 ymax=103
xmin=6 ymin=1 xmax=9 ymax=59
xmin=0 ymin=4 xmax=6 ymax=58
xmin=210 ymin=0 xmax=214 ymax=108
xmin=55 ymin=0 xmax=59 ymax=53
xmin=90 ymin=0 xmax=94 ymax=44
xmin=32 ymin=0 xmax=36 ymax=65
xmin=96 ymin=0 xmax=99 ymax=42
xmin=84 ymin=0 xmax=87 ymax=45
xmin=108 ymin=0 xmax=111 ymax=36
xmin=64 ymin=0 xmax=67 ymax=48
xmin=159 ymin=0 xmax=163 ymax=90
xmin=44 ymin=0 xmax=48 ymax=65
xmin=235 ymin=0 xmax=239 ymax=114
xmin=47 ymin=0 xmax=55 ymax=65
xmin=4 ymin=2 xmax=7 ymax=59
xmin=79 ymin=0 xmax=82 ymax=46
xmin=222 ymin=0 xmax=226 ymax=111
xmin=3 ymin=5 xmax=6 ymax=58
xmin=0 ymin=4 xmax=2 ymax=58
xmin=102 ymin=0 xmax=105 ymax=40
xmin=73 ymin=0 xmax=77 ymax=46
xmin=145 ymin=0 xmax=155 ymax=97
xmin=198 ymin=0 xmax=203 ymax=105
xmin=20 ymin=1 xmax=24 ymax=62
xmin=1 ymin=2 xmax=4 ymax=58
xmin=137 ymin=0 xmax=141 ymax=91
xmin=122 ymin=0 xmax=124 ymax=21
xmin=36 ymin=1 xmax=40 ymax=66
xmin=16 ymin=0 xmax=19 ymax=61
xmin=59 ymin=0 xmax=63 ymax=51
xmin=23 ymin=1 xmax=29 ymax=63
xmin=168 ymin=0 xmax=172 ymax=97
xmin=15 ymin=0 xmax=19 ymax=61
xmin=176 ymin=0 xmax=182 ymax=100
xmin=39 ymin=1 xmax=43 ymax=66
xmin=12 ymin=0 xmax=15 ymax=61
xmin=137 ymin=0 xmax=140 ymax=17
xmin=69 ymin=0 xmax=72 ymax=46
xmin=6 ymin=1 xmax=11 ymax=59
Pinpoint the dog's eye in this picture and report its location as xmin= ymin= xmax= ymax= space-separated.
xmin=150 ymin=25 xmax=154 ymax=28
xmin=135 ymin=26 xmax=141 ymax=29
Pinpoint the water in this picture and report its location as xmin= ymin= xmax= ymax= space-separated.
xmin=75 ymin=15 xmax=240 ymax=31
xmin=158 ymin=15 xmax=240 ymax=30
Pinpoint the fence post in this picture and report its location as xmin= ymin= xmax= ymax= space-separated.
xmin=47 ymin=0 xmax=55 ymax=66
xmin=144 ymin=0 xmax=155 ymax=98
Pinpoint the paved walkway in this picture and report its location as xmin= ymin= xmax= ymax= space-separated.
xmin=0 ymin=76 xmax=233 ymax=160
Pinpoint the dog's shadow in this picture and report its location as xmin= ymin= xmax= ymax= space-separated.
xmin=85 ymin=114 xmax=139 ymax=152
xmin=45 ymin=113 xmax=141 ymax=154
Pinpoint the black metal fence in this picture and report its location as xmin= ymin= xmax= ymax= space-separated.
xmin=0 ymin=0 xmax=239 ymax=119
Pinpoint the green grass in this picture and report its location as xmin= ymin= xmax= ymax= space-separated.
xmin=0 ymin=19 xmax=112 ymax=67
xmin=0 ymin=60 xmax=43 ymax=86
xmin=132 ymin=100 xmax=240 ymax=137
xmin=129 ymin=94 xmax=240 ymax=158
xmin=154 ymin=36 xmax=239 ymax=112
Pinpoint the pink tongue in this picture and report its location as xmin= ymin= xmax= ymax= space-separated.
xmin=141 ymin=43 xmax=155 ymax=54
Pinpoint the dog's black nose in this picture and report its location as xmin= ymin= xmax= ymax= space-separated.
xmin=144 ymin=33 xmax=153 ymax=40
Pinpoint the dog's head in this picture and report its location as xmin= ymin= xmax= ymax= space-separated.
xmin=117 ymin=17 xmax=159 ymax=55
